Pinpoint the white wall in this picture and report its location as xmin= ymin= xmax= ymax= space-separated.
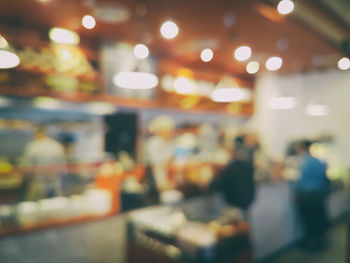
xmin=249 ymin=69 xmax=350 ymax=164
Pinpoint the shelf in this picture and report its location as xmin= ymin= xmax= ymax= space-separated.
xmin=0 ymin=212 xmax=116 ymax=237
xmin=12 ymin=65 xmax=102 ymax=83
xmin=0 ymin=86 xmax=251 ymax=117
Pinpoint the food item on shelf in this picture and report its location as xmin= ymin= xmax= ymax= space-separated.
xmin=39 ymin=197 xmax=71 ymax=221
xmin=84 ymin=189 xmax=112 ymax=215
xmin=0 ymin=205 xmax=16 ymax=228
xmin=118 ymin=151 xmax=135 ymax=171
xmin=0 ymin=157 xmax=23 ymax=190
xmin=17 ymin=201 xmax=40 ymax=227
xmin=122 ymin=177 xmax=143 ymax=194
xmin=45 ymin=74 xmax=79 ymax=92
xmin=69 ymin=195 xmax=90 ymax=217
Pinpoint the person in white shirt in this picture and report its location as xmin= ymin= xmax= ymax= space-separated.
xmin=144 ymin=116 xmax=175 ymax=191
xmin=21 ymin=126 xmax=65 ymax=200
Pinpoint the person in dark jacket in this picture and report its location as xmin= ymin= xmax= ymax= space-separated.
xmin=209 ymin=135 xmax=256 ymax=211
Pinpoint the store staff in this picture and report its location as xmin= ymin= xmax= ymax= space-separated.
xmin=144 ymin=116 xmax=175 ymax=191
xmin=21 ymin=126 xmax=65 ymax=200
xmin=294 ymin=139 xmax=330 ymax=250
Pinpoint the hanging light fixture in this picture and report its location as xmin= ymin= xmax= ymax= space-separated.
xmin=113 ymin=55 xmax=158 ymax=90
xmin=113 ymin=71 xmax=158 ymax=90
xmin=49 ymin=28 xmax=80 ymax=45
xmin=210 ymin=76 xmax=252 ymax=103
xmin=0 ymin=34 xmax=20 ymax=69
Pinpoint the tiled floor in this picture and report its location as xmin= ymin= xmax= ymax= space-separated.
xmin=271 ymin=224 xmax=347 ymax=263
xmin=0 ymin=215 xmax=127 ymax=263
xmin=0 ymin=217 xmax=347 ymax=263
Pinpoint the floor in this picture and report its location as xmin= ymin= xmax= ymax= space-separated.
xmin=0 ymin=217 xmax=347 ymax=263
xmin=0 ymin=215 xmax=127 ymax=263
xmin=271 ymin=223 xmax=347 ymax=263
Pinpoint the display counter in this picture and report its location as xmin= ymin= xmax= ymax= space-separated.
xmin=0 ymin=161 xmax=145 ymax=237
xmin=249 ymin=181 xmax=349 ymax=260
xmin=127 ymin=195 xmax=253 ymax=263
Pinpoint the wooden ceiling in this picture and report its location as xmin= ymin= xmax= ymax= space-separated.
xmin=0 ymin=0 xmax=344 ymax=80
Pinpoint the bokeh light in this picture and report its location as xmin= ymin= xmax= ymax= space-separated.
xmin=234 ymin=46 xmax=252 ymax=62
xmin=200 ymin=48 xmax=214 ymax=62
xmin=160 ymin=21 xmax=179 ymax=39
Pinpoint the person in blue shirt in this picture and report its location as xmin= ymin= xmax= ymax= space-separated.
xmin=294 ymin=139 xmax=330 ymax=250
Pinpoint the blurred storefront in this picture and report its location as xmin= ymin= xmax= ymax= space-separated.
xmin=0 ymin=0 xmax=349 ymax=262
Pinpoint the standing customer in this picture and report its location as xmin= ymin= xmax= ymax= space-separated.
xmin=294 ymin=139 xmax=330 ymax=250
xmin=209 ymin=135 xmax=256 ymax=216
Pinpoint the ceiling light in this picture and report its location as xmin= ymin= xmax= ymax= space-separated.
xmin=133 ymin=44 xmax=149 ymax=59
xmin=0 ymin=35 xmax=20 ymax=69
xmin=211 ymin=76 xmax=251 ymax=102
xmin=200 ymin=48 xmax=213 ymax=62
xmin=113 ymin=72 xmax=158 ymax=90
xmin=277 ymin=0 xmax=295 ymax=15
xmin=0 ymin=50 xmax=20 ymax=69
xmin=306 ymin=104 xmax=329 ymax=116
xmin=265 ymin=56 xmax=283 ymax=71
xmin=337 ymin=57 xmax=350 ymax=71
xmin=174 ymin=77 xmax=197 ymax=94
xmin=234 ymin=46 xmax=251 ymax=62
xmin=246 ymin=61 xmax=260 ymax=74
xmin=49 ymin=28 xmax=80 ymax=45
xmin=82 ymin=15 xmax=96 ymax=29
xmin=268 ymin=96 xmax=296 ymax=110
xmin=160 ymin=21 xmax=179 ymax=39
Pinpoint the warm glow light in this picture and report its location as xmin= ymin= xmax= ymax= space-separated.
xmin=234 ymin=46 xmax=252 ymax=62
xmin=265 ymin=56 xmax=283 ymax=71
xmin=82 ymin=15 xmax=96 ymax=29
xmin=306 ymin=104 xmax=329 ymax=116
xmin=246 ymin=61 xmax=260 ymax=74
xmin=113 ymin=72 xmax=158 ymax=89
xmin=161 ymin=75 xmax=174 ymax=92
xmin=174 ymin=77 xmax=197 ymax=94
xmin=0 ymin=35 xmax=9 ymax=49
xmin=337 ymin=57 xmax=350 ymax=71
xmin=0 ymin=50 xmax=20 ymax=69
xmin=85 ymin=102 xmax=116 ymax=115
xmin=268 ymin=96 xmax=296 ymax=109
xmin=133 ymin=44 xmax=149 ymax=59
xmin=160 ymin=21 xmax=179 ymax=39
xmin=211 ymin=88 xmax=251 ymax=102
xmin=211 ymin=88 xmax=249 ymax=102
xmin=200 ymin=48 xmax=214 ymax=62
xmin=49 ymin=28 xmax=80 ymax=45
xmin=277 ymin=0 xmax=295 ymax=15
